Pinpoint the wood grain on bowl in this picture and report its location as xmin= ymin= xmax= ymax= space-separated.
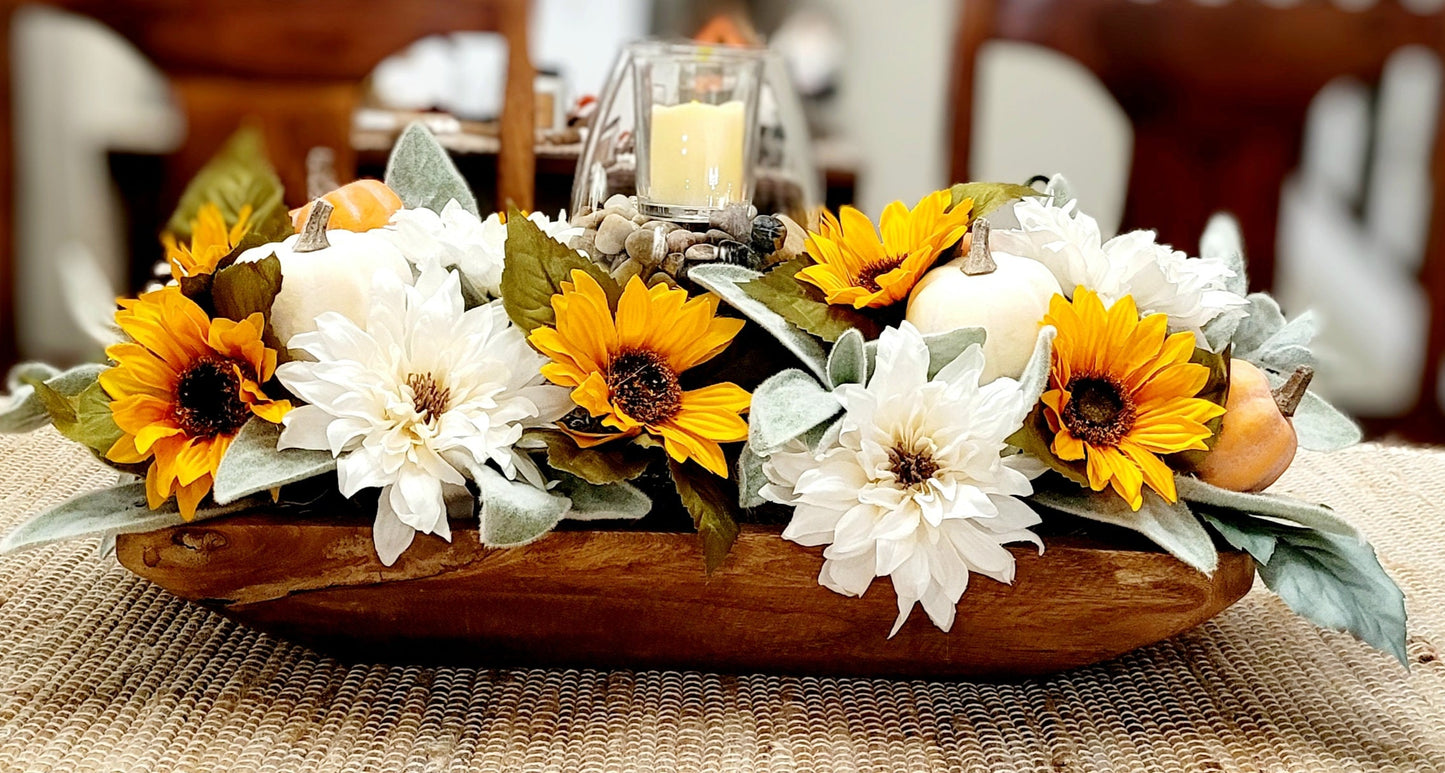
xmin=115 ymin=517 xmax=1254 ymax=678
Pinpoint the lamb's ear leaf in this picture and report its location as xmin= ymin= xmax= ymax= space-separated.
xmin=1028 ymin=483 xmax=1219 ymax=576
xmin=1257 ymin=369 xmax=1362 ymax=452
xmin=0 ymin=483 xmax=262 ymax=555
xmin=383 ymin=122 xmax=479 ymax=216
xmin=922 ymin=327 xmax=987 ymax=380
xmin=826 ymin=328 xmax=867 ymax=388
xmin=472 ymin=464 xmax=570 ymax=547
xmin=669 ymin=459 xmax=740 ymax=574
xmin=1200 ymin=212 xmax=1249 ymax=296
xmin=551 ymin=472 xmax=651 ymax=521
xmin=1175 ymin=475 xmax=1360 ymax=539
xmin=748 ymin=369 xmax=840 ymax=455
xmin=213 ymin=418 xmax=337 ymax=505
xmin=688 ymin=264 xmax=829 ymax=382
xmin=1016 ymin=325 xmax=1057 ymax=407
xmin=1199 ymin=507 xmax=1407 ymax=667
xmin=737 ymin=443 xmax=768 ymax=509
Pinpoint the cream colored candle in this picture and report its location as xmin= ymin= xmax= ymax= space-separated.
xmin=647 ymin=100 xmax=746 ymax=207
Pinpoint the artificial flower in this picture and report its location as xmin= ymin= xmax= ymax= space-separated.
xmin=163 ymin=202 xmax=254 ymax=280
xmin=235 ymin=228 xmax=412 ymax=349
xmin=989 ymin=197 xmax=1247 ymax=343
xmin=385 ymin=201 xmax=582 ymax=301
xmin=797 ymin=189 xmax=973 ymax=309
xmin=274 ymin=264 xmax=572 ymax=565
xmin=1040 ymin=287 xmax=1225 ymax=510
xmin=100 ymin=286 xmax=290 ymax=518
xmin=761 ymin=322 xmax=1043 ymax=635
xmin=528 ymin=272 xmax=749 ymax=477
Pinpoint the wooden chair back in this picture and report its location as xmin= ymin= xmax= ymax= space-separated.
xmin=949 ymin=0 xmax=1445 ymax=438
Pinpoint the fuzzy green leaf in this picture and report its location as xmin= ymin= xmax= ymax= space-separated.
xmin=738 ymin=260 xmax=883 ymax=344
xmin=472 ymin=463 xmax=570 ymax=547
xmin=0 ymin=483 xmax=262 ymax=555
xmin=749 ymin=368 xmax=841 ymax=455
xmin=1175 ymin=475 xmax=1360 ymax=539
xmin=500 ymin=204 xmax=619 ymax=333
xmin=551 ymin=472 xmax=652 ymax=520
xmin=737 ymin=443 xmax=768 ymax=509
xmin=1016 ymin=326 xmax=1057 ymax=407
xmin=687 ymin=263 xmax=829 ymax=383
xmin=166 ymin=127 xmax=290 ymax=243
xmin=212 ymin=418 xmax=336 ymax=505
xmin=948 ymin=181 xmax=1045 ymax=218
xmin=1029 ymin=482 xmax=1219 ymax=575
xmin=826 ymin=328 xmax=867 ymax=388
xmin=1199 ymin=506 xmax=1407 ymax=666
xmin=669 ymin=458 xmax=741 ymax=573
xmin=384 ymin=122 xmax=479 ymax=215
xmin=1259 ymin=369 xmax=1362 ymax=452
xmin=1200 ymin=213 xmax=1249 ymax=297
xmin=532 ymin=429 xmax=651 ymax=485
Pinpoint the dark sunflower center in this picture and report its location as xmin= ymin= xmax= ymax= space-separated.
xmin=1062 ymin=375 xmax=1135 ymax=446
xmin=888 ymin=446 xmax=940 ymax=488
xmin=407 ymin=372 xmax=451 ymax=423
xmin=854 ymin=257 xmax=905 ymax=292
xmin=607 ymin=348 xmax=682 ymax=425
xmin=173 ymin=355 xmax=252 ymax=437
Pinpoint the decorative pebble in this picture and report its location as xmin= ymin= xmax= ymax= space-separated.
xmin=705 ymin=229 xmax=734 ymax=244
xmin=775 ymin=214 xmax=807 ymax=261
xmin=750 ymin=215 xmax=786 ymax=257
xmin=684 ymin=243 xmax=719 ymax=263
xmin=717 ymin=240 xmax=762 ymax=271
xmin=631 ymin=213 xmax=651 ymax=225
xmin=610 ymin=257 xmax=645 ymax=285
xmin=604 ymin=194 xmax=638 ymax=219
xmin=625 ymin=228 xmax=667 ymax=268
xmin=609 ymin=252 xmax=631 ymax=271
xmin=665 ymin=229 xmax=699 ymax=254
xmin=662 ymin=251 xmax=686 ymax=277
xmin=642 ymin=220 xmax=679 ymax=233
xmin=575 ymin=210 xmax=606 ymax=229
xmin=570 ymin=229 xmax=597 ymax=257
xmin=595 ymin=213 xmax=636 ymax=255
xmin=650 ymin=271 xmax=680 ymax=289
xmin=709 ymin=203 xmax=752 ymax=240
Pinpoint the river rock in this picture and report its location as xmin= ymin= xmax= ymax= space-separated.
xmin=625 ymin=228 xmax=667 ymax=268
xmin=775 ymin=214 xmax=807 ymax=261
xmin=750 ymin=215 xmax=786 ymax=257
xmin=595 ymin=213 xmax=636 ymax=255
xmin=610 ymin=257 xmax=645 ymax=285
xmin=709 ymin=203 xmax=752 ymax=240
xmin=603 ymin=194 xmax=638 ymax=220
xmin=717 ymin=240 xmax=761 ymax=271
xmin=684 ymin=243 xmax=719 ymax=263
xmin=665 ymin=229 xmax=699 ymax=254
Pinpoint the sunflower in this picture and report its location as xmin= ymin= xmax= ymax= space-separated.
xmin=99 ymin=286 xmax=290 ymax=518
xmin=1039 ymin=287 xmax=1225 ymax=510
xmin=796 ymin=189 xmax=973 ymax=309
xmin=528 ymin=271 xmax=750 ymax=477
xmin=163 ymin=202 xmax=254 ymax=280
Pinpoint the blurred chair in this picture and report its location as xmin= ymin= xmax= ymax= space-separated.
xmin=0 ymin=0 xmax=537 ymax=369
xmin=950 ymin=0 xmax=1445 ymax=439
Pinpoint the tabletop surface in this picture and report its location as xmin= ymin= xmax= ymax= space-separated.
xmin=0 ymin=427 xmax=1441 ymax=772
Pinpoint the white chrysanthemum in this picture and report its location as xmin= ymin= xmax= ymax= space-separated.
xmin=384 ymin=200 xmax=582 ymax=300
xmin=990 ymin=197 xmax=1247 ymax=343
xmin=274 ymin=264 xmax=573 ymax=565
xmin=761 ymin=323 xmax=1044 ymax=636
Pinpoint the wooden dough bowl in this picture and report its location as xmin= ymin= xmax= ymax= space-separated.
xmin=115 ymin=515 xmax=1254 ymax=679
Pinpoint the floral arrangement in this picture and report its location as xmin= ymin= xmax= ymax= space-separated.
xmin=0 ymin=125 xmax=1406 ymax=665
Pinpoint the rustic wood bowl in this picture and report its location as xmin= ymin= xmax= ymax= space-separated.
xmin=114 ymin=513 xmax=1254 ymax=678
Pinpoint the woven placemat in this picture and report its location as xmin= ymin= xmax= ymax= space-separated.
xmin=0 ymin=427 xmax=1441 ymax=772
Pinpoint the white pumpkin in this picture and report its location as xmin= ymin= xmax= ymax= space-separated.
xmin=236 ymin=227 xmax=412 ymax=350
xmin=905 ymin=219 xmax=1062 ymax=383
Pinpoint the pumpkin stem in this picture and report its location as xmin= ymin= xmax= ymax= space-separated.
xmin=960 ymin=218 xmax=996 ymax=276
xmin=306 ymin=146 xmax=339 ymax=200
xmin=295 ymin=199 xmax=333 ymax=253
xmin=1272 ymin=365 xmax=1314 ymax=418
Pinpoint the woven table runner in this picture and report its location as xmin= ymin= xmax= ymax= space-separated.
xmin=0 ymin=427 xmax=1441 ymax=772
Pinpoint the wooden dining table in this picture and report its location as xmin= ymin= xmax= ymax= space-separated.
xmin=0 ymin=426 xmax=1441 ymax=771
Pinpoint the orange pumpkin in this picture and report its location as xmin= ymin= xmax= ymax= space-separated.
xmin=290 ymin=179 xmax=403 ymax=233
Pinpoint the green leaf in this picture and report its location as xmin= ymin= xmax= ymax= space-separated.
xmin=532 ymin=428 xmax=651 ymax=485
xmin=1200 ymin=212 xmax=1249 ymax=296
xmin=687 ymin=263 xmax=830 ymax=383
xmin=736 ymin=443 xmax=768 ymax=509
xmin=384 ymin=122 xmax=479 ymax=216
xmin=1289 ymin=389 xmax=1363 ymax=452
xmin=1199 ymin=506 xmax=1407 ymax=666
xmin=1029 ymin=483 xmax=1219 ymax=575
xmin=738 ymin=260 xmax=883 ymax=344
xmin=826 ymin=328 xmax=867 ymax=388
xmin=1015 ymin=325 xmax=1057 ymax=407
xmin=212 ymin=253 xmax=285 ymax=350
xmin=500 ymin=204 xmax=620 ymax=333
xmin=36 ymin=380 xmax=123 ymax=457
xmin=749 ymin=368 xmax=841 ymax=455
xmin=212 ymin=418 xmax=336 ymax=505
xmin=1175 ymin=475 xmax=1360 ymax=539
xmin=948 ymin=181 xmax=1045 ymax=218
xmin=860 ymin=327 xmax=990 ymax=383
xmin=472 ymin=463 xmax=571 ymax=547
xmin=669 ymin=458 xmax=741 ymax=573
xmin=0 ymin=363 xmax=103 ymax=434
xmin=166 ymin=126 xmax=290 ymax=243
xmin=0 ymin=483 xmax=263 ymax=555
xmin=551 ymin=472 xmax=652 ymax=520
